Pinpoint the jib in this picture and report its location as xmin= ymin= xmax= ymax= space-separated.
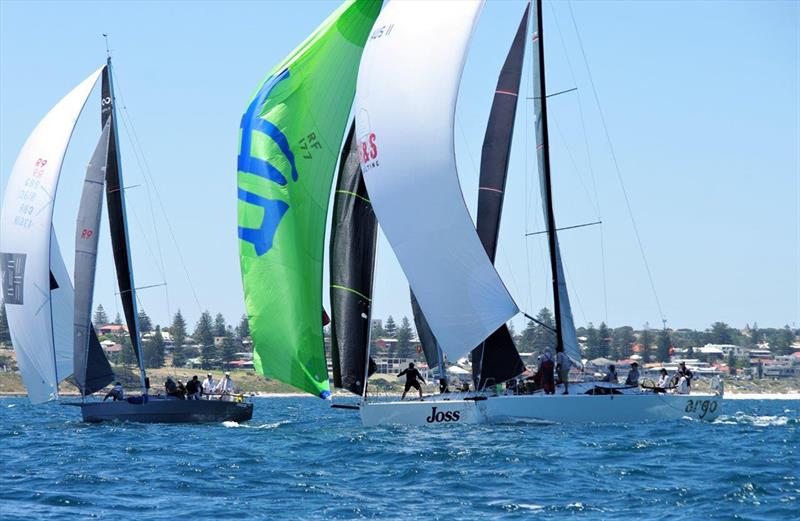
xmin=426 ymin=406 xmax=461 ymax=423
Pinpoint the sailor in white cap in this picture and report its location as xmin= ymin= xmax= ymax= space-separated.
xmin=214 ymin=372 xmax=235 ymax=401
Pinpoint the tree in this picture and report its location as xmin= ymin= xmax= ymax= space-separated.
xmin=113 ymin=312 xmax=123 ymax=325
xmin=93 ymin=304 xmax=109 ymax=327
xmin=518 ymin=319 xmax=536 ymax=352
xmin=170 ymin=310 xmax=188 ymax=367
xmin=749 ymin=322 xmax=762 ymax=347
xmin=213 ymin=313 xmax=226 ymax=338
xmin=531 ymin=308 xmax=556 ymax=354
xmin=597 ymin=322 xmax=611 ymax=359
xmin=640 ymin=326 xmax=653 ymax=364
xmin=143 ymin=325 xmax=165 ymax=368
xmin=194 ymin=311 xmax=215 ymax=369
xmin=220 ymin=325 xmax=239 ymax=370
xmin=612 ymin=326 xmax=635 ymax=359
xmin=727 ymin=350 xmax=736 ymax=375
xmin=396 ymin=316 xmax=415 ymax=358
xmin=120 ymin=335 xmax=137 ymax=367
xmin=384 ymin=316 xmax=397 ymax=338
xmin=0 ymin=300 xmax=10 ymax=345
xmin=771 ymin=326 xmax=795 ymax=355
xmin=708 ymin=322 xmax=734 ymax=345
xmin=584 ymin=323 xmax=599 ymax=359
xmin=236 ymin=314 xmax=250 ymax=340
xmin=138 ymin=309 xmax=153 ymax=333
xmin=657 ymin=328 xmax=671 ymax=363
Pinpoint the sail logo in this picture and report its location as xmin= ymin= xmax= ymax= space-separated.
xmin=237 ymin=69 xmax=297 ymax=256
xmin=426 ymin=406 xmax=461 ymax=423
xmin=359 ymin=132 xmax=379 ymax=172
xmin=80 ymin=229 xmax=93 ymax=240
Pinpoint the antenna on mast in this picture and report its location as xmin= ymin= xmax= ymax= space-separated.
xmin=102 ymin=33 xmax=111 ymax=61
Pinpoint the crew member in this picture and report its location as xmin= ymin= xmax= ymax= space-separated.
xmin=103 ymin=382 xmax=124 ymax=402
xmin=601 ymin=365 xmax=618 ymax=383
xmin=397 ymin=362 xmax=426 ymax=400
xmin=185 ymin=375 xmax=201 ymax=400
xmin=675 ymin=362 xmax=693 ymax=390
xmin=202 ymin=373 xmax=216 ymax=399
xmin=556 ymin=350 xmax=571 ymax=395
xmin=655 ymin=368 xmax=670 ymax=392
xmin=214 ymin=372 xmax=235 ymax=401
xmin=539 ymin=350 xmax=555 ymax=395
xmin=176 ymin=379 xmax=187 ymax=400
xmin=165 ymin=377 xmax=179 ymax=398
xmin=625 ymin=362 xmax=640 ymax=386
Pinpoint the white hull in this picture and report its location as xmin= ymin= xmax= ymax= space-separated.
xmin=360 ymin=384 xmax=723 ymax=426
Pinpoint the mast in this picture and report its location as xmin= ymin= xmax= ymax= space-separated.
xmin=533 ymin=0 xmax=564 ymax=353
xmin=103 ymin=58 xmax=148 ymax=395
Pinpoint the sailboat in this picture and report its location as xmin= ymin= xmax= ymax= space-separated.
xmin=1 ymin=58 xmax=252 ymax=423
xmin=351 ymin=0 xmax=723 ymax=426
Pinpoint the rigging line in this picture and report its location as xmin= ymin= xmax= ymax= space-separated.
xmin=550 ymin=116 xmax=600 ymax=216
xmin=523 ymin=41 xmax=535 ymax=313
xmin=525 ymin=220 xmax=601 ymax=236
xmin=552 ymin=2 xmax=608 ymax=324
xmin=526 ymin=87 xmax=578 ymax=99
xmin=113 ymin=73 xmax=200 ymax=314
xmin=567 ymin=0 xmax=663 ymax=323
xmin=561 ymin=257 xmax=588 ymax=325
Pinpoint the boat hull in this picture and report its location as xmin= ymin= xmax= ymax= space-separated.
xmin=78 ymin=398 xmax=254 ymax=423
xmin=359 ymin=391 xmax=722 ymax=426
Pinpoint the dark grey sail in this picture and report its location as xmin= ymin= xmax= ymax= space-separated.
xmin=471 ymin=4 xmax=530 ymax=389
xmin=410 ymin=291 xmax=445 ymax=377
xmin=330 ymin=124 xmax=378 ymax=395
xmin=73 ymin=118 xmax=114 ymax=395
xmin=102 ymin=60 xmax=147 ymax=392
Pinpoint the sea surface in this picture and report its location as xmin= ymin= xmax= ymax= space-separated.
xmin=0 ymin=396 xmax=797 ymax=520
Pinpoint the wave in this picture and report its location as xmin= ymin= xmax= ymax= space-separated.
xmin=713 ymin=412 xmax=795 ymax=426
xmin=222 ymin=420 xmax=290 ymax=429
xmin=725 ymin=393 xmax=800 ymax=400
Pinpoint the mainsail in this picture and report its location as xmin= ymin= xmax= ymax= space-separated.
xmin=102 ymin=61 xmax=148 ymax=392
xmin=0 ymin=67 xmax=103 ymax=403
xmin=73 ymin=118 xmax=115 ymax=395
xmin=531 ymin=0 xmax=581 ymax=364
xmin=355 ymin=0 xmax=519 ymax=361
xmin=330 ymin=124 xmax=377 ymax=396
xmin=471 ymin=4 xmax=531 ymax=389
xmin=238 ymin=0 xmax=381 ymax=398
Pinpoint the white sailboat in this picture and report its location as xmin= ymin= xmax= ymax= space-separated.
xmin=353 ymin=0 xmax=722 ymax=426
xmin=1 ymin=59 xmax=252 ymax=423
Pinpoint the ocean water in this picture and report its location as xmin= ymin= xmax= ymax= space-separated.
xmin=0 ymin=397 xmax=797 ymax=520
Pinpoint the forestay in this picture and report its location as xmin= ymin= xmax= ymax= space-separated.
xmin=355 ymin=0 xmax=519 ymax=361
xmin=0 ymin=67 xmax=103 ymax=403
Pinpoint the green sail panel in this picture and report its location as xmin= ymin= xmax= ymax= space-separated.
xmin=237 ymin=0 xmax=380 ymax=398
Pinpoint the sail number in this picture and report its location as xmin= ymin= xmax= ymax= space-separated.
xmin=685 ymin=399 xmax=717 ymax=419
xmin=370 ymin=24 xmax=394 ymax=40
xmin=298 ymin=132 xmax=322 ymax=159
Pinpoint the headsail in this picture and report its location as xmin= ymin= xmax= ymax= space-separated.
xmin=73 ymin=119 xmax=115 ymax=395
xmin=238 ymin=0 xmax=381 ymax=398
xmin=102 ymin=62 xmax=148 ymax=392
xmin=0 ymin=67 xmax=103 ymax=403
xmin=471 ymin=4 xmax=530 ymax=389
xmin=409 ymin=291 xmax=445 ymax=378
xmin=330 ymin=124 xmax=378 ymax=396
xmin=355 ymin=0 xmax=519 ymax=361
xmin=531 ymin=0 xmax=581 ymax=364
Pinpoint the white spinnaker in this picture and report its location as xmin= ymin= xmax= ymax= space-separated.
xmin=0 ymin=67 xmax=103 ymax=403
xmin=354 ymin=0 xmax=519 ymax=361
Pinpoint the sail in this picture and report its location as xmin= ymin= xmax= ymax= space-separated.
xmin=238 ymin=0 xmax=381 ymax=398
xmin=409 ymin=291 xmax=444 ymax=374
xmin=102 ymin=63 xmax=147 ymax=389
xmin=73 ymin=119 xmax=114 ymax=395
xmin=330 ymin=124 xmax=377 ymax=396
xmin=355 ymin=0 xmax=519 ymax=362
xmin=470 ymin=4 xmax=530 ymax=389
xmin=0 ymin=67 xmax=103 ymax=403
xmin=531 ymin=0 xmax=581 ymax=365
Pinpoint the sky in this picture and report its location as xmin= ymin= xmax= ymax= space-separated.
xmin=1 ymin=0 xmax=798 ymax=333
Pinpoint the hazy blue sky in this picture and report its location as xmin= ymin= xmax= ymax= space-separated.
xmin=1 ymin=0 xmax=798 ymax=333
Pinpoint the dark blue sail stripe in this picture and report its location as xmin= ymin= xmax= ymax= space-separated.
xmin=237 ymin=188 xmax=289 ymax=256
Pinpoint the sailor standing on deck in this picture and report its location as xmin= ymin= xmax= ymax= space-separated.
xmin=555 ymin=350 xmax=571 ymax=395
xmin=202 ymin=373 xmax=216 ymax=399
xmin=214 ymin=372 xmax=235 ymax=401
xmin=397 ymin=362 xmax=426 ymax=400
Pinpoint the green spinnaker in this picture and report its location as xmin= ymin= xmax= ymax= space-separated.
xmin=237 ymin=0 xmax=380 ymax=398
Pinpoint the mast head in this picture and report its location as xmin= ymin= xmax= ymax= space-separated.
xmin=102 ymin=33 xmax=111 ymax=62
